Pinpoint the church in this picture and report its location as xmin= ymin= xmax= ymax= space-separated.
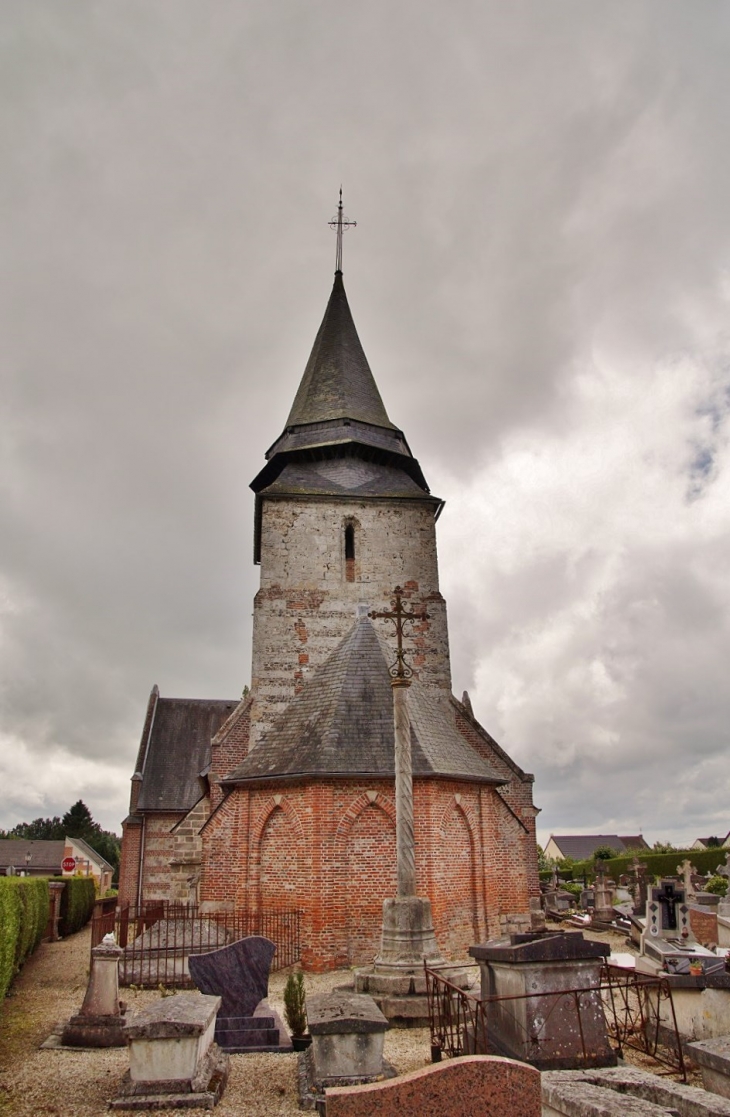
xmin=119 ymin=222 xmax=541 ymax=970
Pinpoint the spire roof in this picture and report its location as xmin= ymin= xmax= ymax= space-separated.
xmin=285 ymin=272 xmax=396 ymax=430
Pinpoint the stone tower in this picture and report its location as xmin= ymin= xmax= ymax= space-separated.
xmin=249 ymin=269 xmax=451 ymax=745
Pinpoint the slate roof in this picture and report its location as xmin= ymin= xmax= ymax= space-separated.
xmin=0 ymin=839 xmax=66 ymax=873
xmin=136 ymin=697 xmax=238 ymax=812
xmin=223 ymin=618 xmax=505 ymax=786
xmin=547 ymin=834 xmax=648 ymax=861
xmin=249 ymin=273 xmax=438 ymax=560
xmin=259 ymin=456 xmax=436 ymax=501
xmin=286 ymin=271 xmax=395 ymax=430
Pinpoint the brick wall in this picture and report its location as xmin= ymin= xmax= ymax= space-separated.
xmin=210 ymin=696 xmax=253 ymax=799
xmin=199 ymin=774 xmax=534 ymax=970
xmin=118 ymin=817 xmax=141 ymax=905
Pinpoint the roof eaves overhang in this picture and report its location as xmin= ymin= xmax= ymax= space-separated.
xmin=219 ymin=770 xmax=507 ymax=790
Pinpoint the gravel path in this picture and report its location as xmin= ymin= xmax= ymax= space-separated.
xmin=0 ymin=928 xmax=434 ymax=1116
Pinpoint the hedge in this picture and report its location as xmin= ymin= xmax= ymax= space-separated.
xmin=551 ymin=847 xmax=729 ymax=883
xmin=49 ymin=876 xmax=96 ymax=936
xmin=0 ymin=877 xmax=49 ymax=1002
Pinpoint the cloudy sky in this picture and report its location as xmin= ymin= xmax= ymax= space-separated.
xmin=1 ymin=2 xmax=728 ymax=847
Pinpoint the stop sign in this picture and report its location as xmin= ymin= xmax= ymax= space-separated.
xmin=62 ymin=857 xmax=76 ymax=873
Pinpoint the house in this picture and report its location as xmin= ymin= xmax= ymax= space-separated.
xmin=0 ymin=837 xmax=114 ymax=893
xmin=119 ymin=230 xmax=542 ymax=969
xmin=544 ymin=834 xmax=649 ymax=863
xmin=691 ymin=833 xmax=730 ymax=850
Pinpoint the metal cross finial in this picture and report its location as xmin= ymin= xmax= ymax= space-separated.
xmin=370 ymin=586 xmax=429 ymax=683
xmin=328 ymin=187 xmax=356 ymax=274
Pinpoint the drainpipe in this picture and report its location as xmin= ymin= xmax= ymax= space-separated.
xmin=137 ymin=815 xmax=146 ymax=909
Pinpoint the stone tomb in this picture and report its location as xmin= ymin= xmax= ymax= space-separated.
xmin=110 ymin=993 xmax=228 ymax=1110
xmin=687 ymin=1036 xmax=730 ymax=1099
xmin=325 ymin=1054 xmax=541 ymax=1117
xmin=300 ymin=991 xmax=394 ymax=1111
xmin=188 ymin=935 xmax=291 ymax=1053
xmin=469 ymin=932 xmax=615 ymax=1070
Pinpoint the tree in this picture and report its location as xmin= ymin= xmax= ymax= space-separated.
xmin=652 ymin=840 xmax=677 ymax=853
xmin=705 ymin=836 xmax=723 ymax=848
xmin=5 ymin=816 xmax=65 ymax=840
xmin=593 ymin=845 xmax=619 ymax=861
xmin=62 ymin=800 xmax=96 ymax=840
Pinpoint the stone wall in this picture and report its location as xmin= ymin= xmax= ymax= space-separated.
xmin=169 ymin=797 xmax=210 ymax=903
xmin=139 ymin=812 xmax=186 ymax=902
xmin=250 ymin=496 xmax=452 ymax=744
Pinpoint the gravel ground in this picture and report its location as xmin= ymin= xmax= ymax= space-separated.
xmin=0 ymin=922 xmax=693 ymax=1116
xmin=0 ymin=927 xmax=434 ymax=1117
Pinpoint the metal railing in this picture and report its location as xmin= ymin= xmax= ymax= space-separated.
xmin=425 ymin=961 xmax=686 ymax=1081
xmin=91 ymin=902 xmax=302 ymax=988
xmin=600 ymin=962 xmax=686 ymax=1080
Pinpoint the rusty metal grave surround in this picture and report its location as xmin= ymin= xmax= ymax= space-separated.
xmin=425 ymin=962 xmax=686 ymax=1081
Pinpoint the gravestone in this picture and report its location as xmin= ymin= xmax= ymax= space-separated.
xmin=630 ymin=859 xmax=649 ymax=916
xmin=188 ymin=935 xmax=290 ymax=1053
xmin=61 ymin=938 xmax=126 ymax=1048
xmin=677 ymin=859 xmax=697 ymax=903
xmin=592 ymin=865 xmax=615 ymax=923
xmin=325 ymin=1054 xmax=541 ymax=1117
xmin=645 ymin=880 xmax=689 ymax=940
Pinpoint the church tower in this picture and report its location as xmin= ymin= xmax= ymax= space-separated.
xmin=249 ymin=265 xmax=451 ymax=744
xmin=120 ymin=202 xmax=542 ymax=970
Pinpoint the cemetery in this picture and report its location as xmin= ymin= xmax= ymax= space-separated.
xmin=2 ymin=847 xmax=730 ymax=1117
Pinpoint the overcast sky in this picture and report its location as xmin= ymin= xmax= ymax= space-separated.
xmin=1 ymin=2 xmax=728 ymax=848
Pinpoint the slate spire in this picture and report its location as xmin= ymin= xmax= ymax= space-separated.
xmin=285 ymin=271 xmax=396 ymax=431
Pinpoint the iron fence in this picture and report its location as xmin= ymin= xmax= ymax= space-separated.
xmin=91 ymin=902 xmax=302 ymax=988
xmin=425 ymin=961 xmax=686 ymax=1081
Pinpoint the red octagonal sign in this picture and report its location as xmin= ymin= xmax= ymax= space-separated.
xmin=62 ymin=857 xmax=76 ymax=873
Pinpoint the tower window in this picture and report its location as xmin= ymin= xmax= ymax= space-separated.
xmin=345 ymin=523 xmax=355 ymax=582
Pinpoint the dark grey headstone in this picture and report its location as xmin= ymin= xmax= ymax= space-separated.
xmin=188 ymin=935 xmax=275 ymax=1019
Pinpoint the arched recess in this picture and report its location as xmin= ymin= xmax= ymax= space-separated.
xmin=335 ymin=793 xmax=397 ymax=965
xmin=437 ymin=799 xmax=480 ymax=957
xmin=251 ymin=797 xmax=305 ymax=910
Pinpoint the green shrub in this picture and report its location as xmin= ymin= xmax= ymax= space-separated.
xmin=50 ymin=877 xmax=96 ymax=936
xmin=704 ymin=875 xmax=728 ymax=897
xmin=561 ymin=881 xmax=583 ymax=897
xmin=283 ymin=971 xmax=307 ymax=1036
xmin=570 ymin=848 xmax=729 ymax=882
xmin=0 ymin=877 xmax=50 ymax=1002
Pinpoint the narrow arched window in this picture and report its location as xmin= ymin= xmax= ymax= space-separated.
xmin=345 ymin=523 xmax=355 ymax=582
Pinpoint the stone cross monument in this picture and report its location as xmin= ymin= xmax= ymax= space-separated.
xmin=367 ymin=588 xmax=444 ymax=970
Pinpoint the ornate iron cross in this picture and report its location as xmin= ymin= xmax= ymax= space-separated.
xmin=328 ymin=187 xmax=356 ymax=273
xmin=370 ymin=587 xmax=429 ymax=682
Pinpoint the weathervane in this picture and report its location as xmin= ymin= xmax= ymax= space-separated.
xmin=328 ymin=187 xmax=356 ymax=273
xmin=369 ymin=588 xmax=429 ymax=685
